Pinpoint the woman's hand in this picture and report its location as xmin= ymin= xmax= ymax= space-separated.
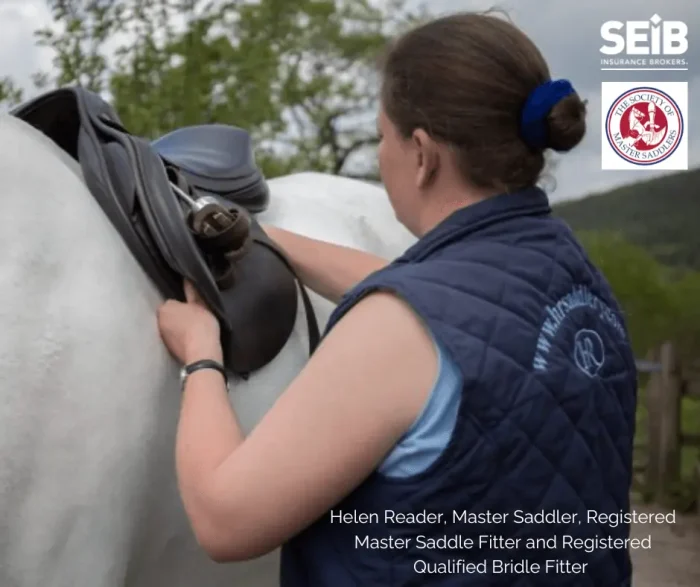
xmin=157 ymin=281 xmax=223 ymax=364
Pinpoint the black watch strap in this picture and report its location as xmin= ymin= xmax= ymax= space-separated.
xmin=180 ymin=359 xmax=229 ymax=391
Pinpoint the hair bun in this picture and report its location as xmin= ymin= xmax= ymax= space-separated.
xmin=546 ymin=93 xmax=587 ymax=152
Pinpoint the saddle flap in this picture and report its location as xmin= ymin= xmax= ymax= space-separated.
xmin=12 ymin=87 xmax=137 ymax=225
xmin=11 ymin=87 xmax=83 ymax=158
xmin=218 ymin=219 xmax=300 ymax=374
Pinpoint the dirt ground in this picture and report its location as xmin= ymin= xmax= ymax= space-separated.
xmin=630 ymin=504 xmax=700 ymax=587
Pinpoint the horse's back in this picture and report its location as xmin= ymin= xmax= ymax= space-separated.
xmin=263 ymin=172 xmax=410 ymax=259
xmin=0 ymin=114 xmax=413 ymax=587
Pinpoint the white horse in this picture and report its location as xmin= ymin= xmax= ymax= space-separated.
xmin=0 ymin=113 xmax=415 ymax=587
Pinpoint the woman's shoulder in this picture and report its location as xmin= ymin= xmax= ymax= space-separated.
xmin=317 ymin=290 xmax=441 ymax=427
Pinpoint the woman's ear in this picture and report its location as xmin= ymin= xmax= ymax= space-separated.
xmin=412 ymin=128 xmax=440 ymax=189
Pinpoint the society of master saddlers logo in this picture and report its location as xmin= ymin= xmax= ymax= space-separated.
xmin=601 ymin=82 xmax=688 ymax=170
xmin=600 ymin=14 xmax=688 ymax=70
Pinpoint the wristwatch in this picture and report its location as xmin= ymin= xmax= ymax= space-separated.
xmin=180 ymin=359 xmax=230 ymax=392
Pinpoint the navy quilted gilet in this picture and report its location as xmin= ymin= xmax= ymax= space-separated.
xmin=280 ymin=187 xmax=637 ymax=586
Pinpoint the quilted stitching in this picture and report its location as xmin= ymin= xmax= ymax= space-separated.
xmin=386 ymin=245 xmax=635 ymax=583
xmin=282 ymin=190 xmax=636 ymax=587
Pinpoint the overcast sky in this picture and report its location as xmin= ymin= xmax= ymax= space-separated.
xmin=0 ymin=0 xmax=696 ymax=203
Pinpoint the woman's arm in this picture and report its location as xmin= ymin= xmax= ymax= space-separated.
xmin=263 ymin=225 xmax=389 ymax=304
xmin=174 ymin=291 xmax=438 ymax=562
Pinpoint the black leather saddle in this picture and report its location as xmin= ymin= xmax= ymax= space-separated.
xmin=11 ymin=86 xmax=319 ymax=377
xmin=152 ymin=125 xmax=269 ymax=213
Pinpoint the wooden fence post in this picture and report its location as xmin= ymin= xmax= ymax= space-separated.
xmin=645 ymin=347 xmax=662 ymax=497
xmin=657 ymin=341 xmax=682 ymax=499
xmin=681 ymin=361 xmax=700 ymax=514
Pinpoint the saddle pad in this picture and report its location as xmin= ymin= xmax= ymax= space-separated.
xmin=12 ymin=86 xmax=319 ymax=376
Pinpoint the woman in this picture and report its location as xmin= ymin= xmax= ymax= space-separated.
xmin=158 ymin=12 xmax=637 ymax=586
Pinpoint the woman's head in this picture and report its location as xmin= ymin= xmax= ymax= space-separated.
xmin=376 ymin=12 xmax=586 ymax=235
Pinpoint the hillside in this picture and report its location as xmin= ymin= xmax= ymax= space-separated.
xmin=553 ymin=168 xmax=700 ymax=271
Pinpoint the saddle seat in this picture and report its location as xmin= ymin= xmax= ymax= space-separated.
xmin=152 ymin=125 xmax=269 ymax=213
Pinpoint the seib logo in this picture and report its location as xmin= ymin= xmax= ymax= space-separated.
xmin=600 ymin=14 xmax=688 ymax=55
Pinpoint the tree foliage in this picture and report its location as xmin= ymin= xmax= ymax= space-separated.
xmin=0 ymin=77 xmax=24 ymax=108
xmin=24 ymin=0 xmax=419 ymax=178
xmin=560 ymin=181 xmax=700 ymax=359
xmin=554 ymin=168 xmax=700 ymax=272
xmin=576 ymin=231 xmax=678 ymax=355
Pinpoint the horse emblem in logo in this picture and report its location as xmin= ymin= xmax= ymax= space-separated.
xmin=605 ymin=86 xmax=683 ymax=165
xmin=573 ymin=329 xmax=605 ymax=377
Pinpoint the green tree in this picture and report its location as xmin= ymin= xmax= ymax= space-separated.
xmin=34 ymin=0 xmax=125 ymax=93
xmin=578 ymin=231 xmax=677 ymax=355
xmin=554 ymin=168 xmax=700 ymax=271
xmin=108 ymin=0 xmax=282 ymax=138
xmin=30 ymin=0 xmax=418 ymax=178
xmin=667 ymin=270 xmax=700 ymax=362
xmin=0 ymin=77 xmax=23 ymax=108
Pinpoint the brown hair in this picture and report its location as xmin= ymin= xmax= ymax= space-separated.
xmin=379 ymin=12 xmax=586 ymax=192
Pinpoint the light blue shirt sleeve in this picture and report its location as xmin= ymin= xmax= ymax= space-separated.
xmin=378 ymin=336 xmax=463 ymax=478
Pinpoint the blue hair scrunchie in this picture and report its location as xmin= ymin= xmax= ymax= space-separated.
xmin=520 ymin=79 xmax=575 ymax=150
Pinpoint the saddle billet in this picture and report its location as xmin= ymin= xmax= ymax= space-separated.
xmin=12 ymin=86 xmax=319 ymax=377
